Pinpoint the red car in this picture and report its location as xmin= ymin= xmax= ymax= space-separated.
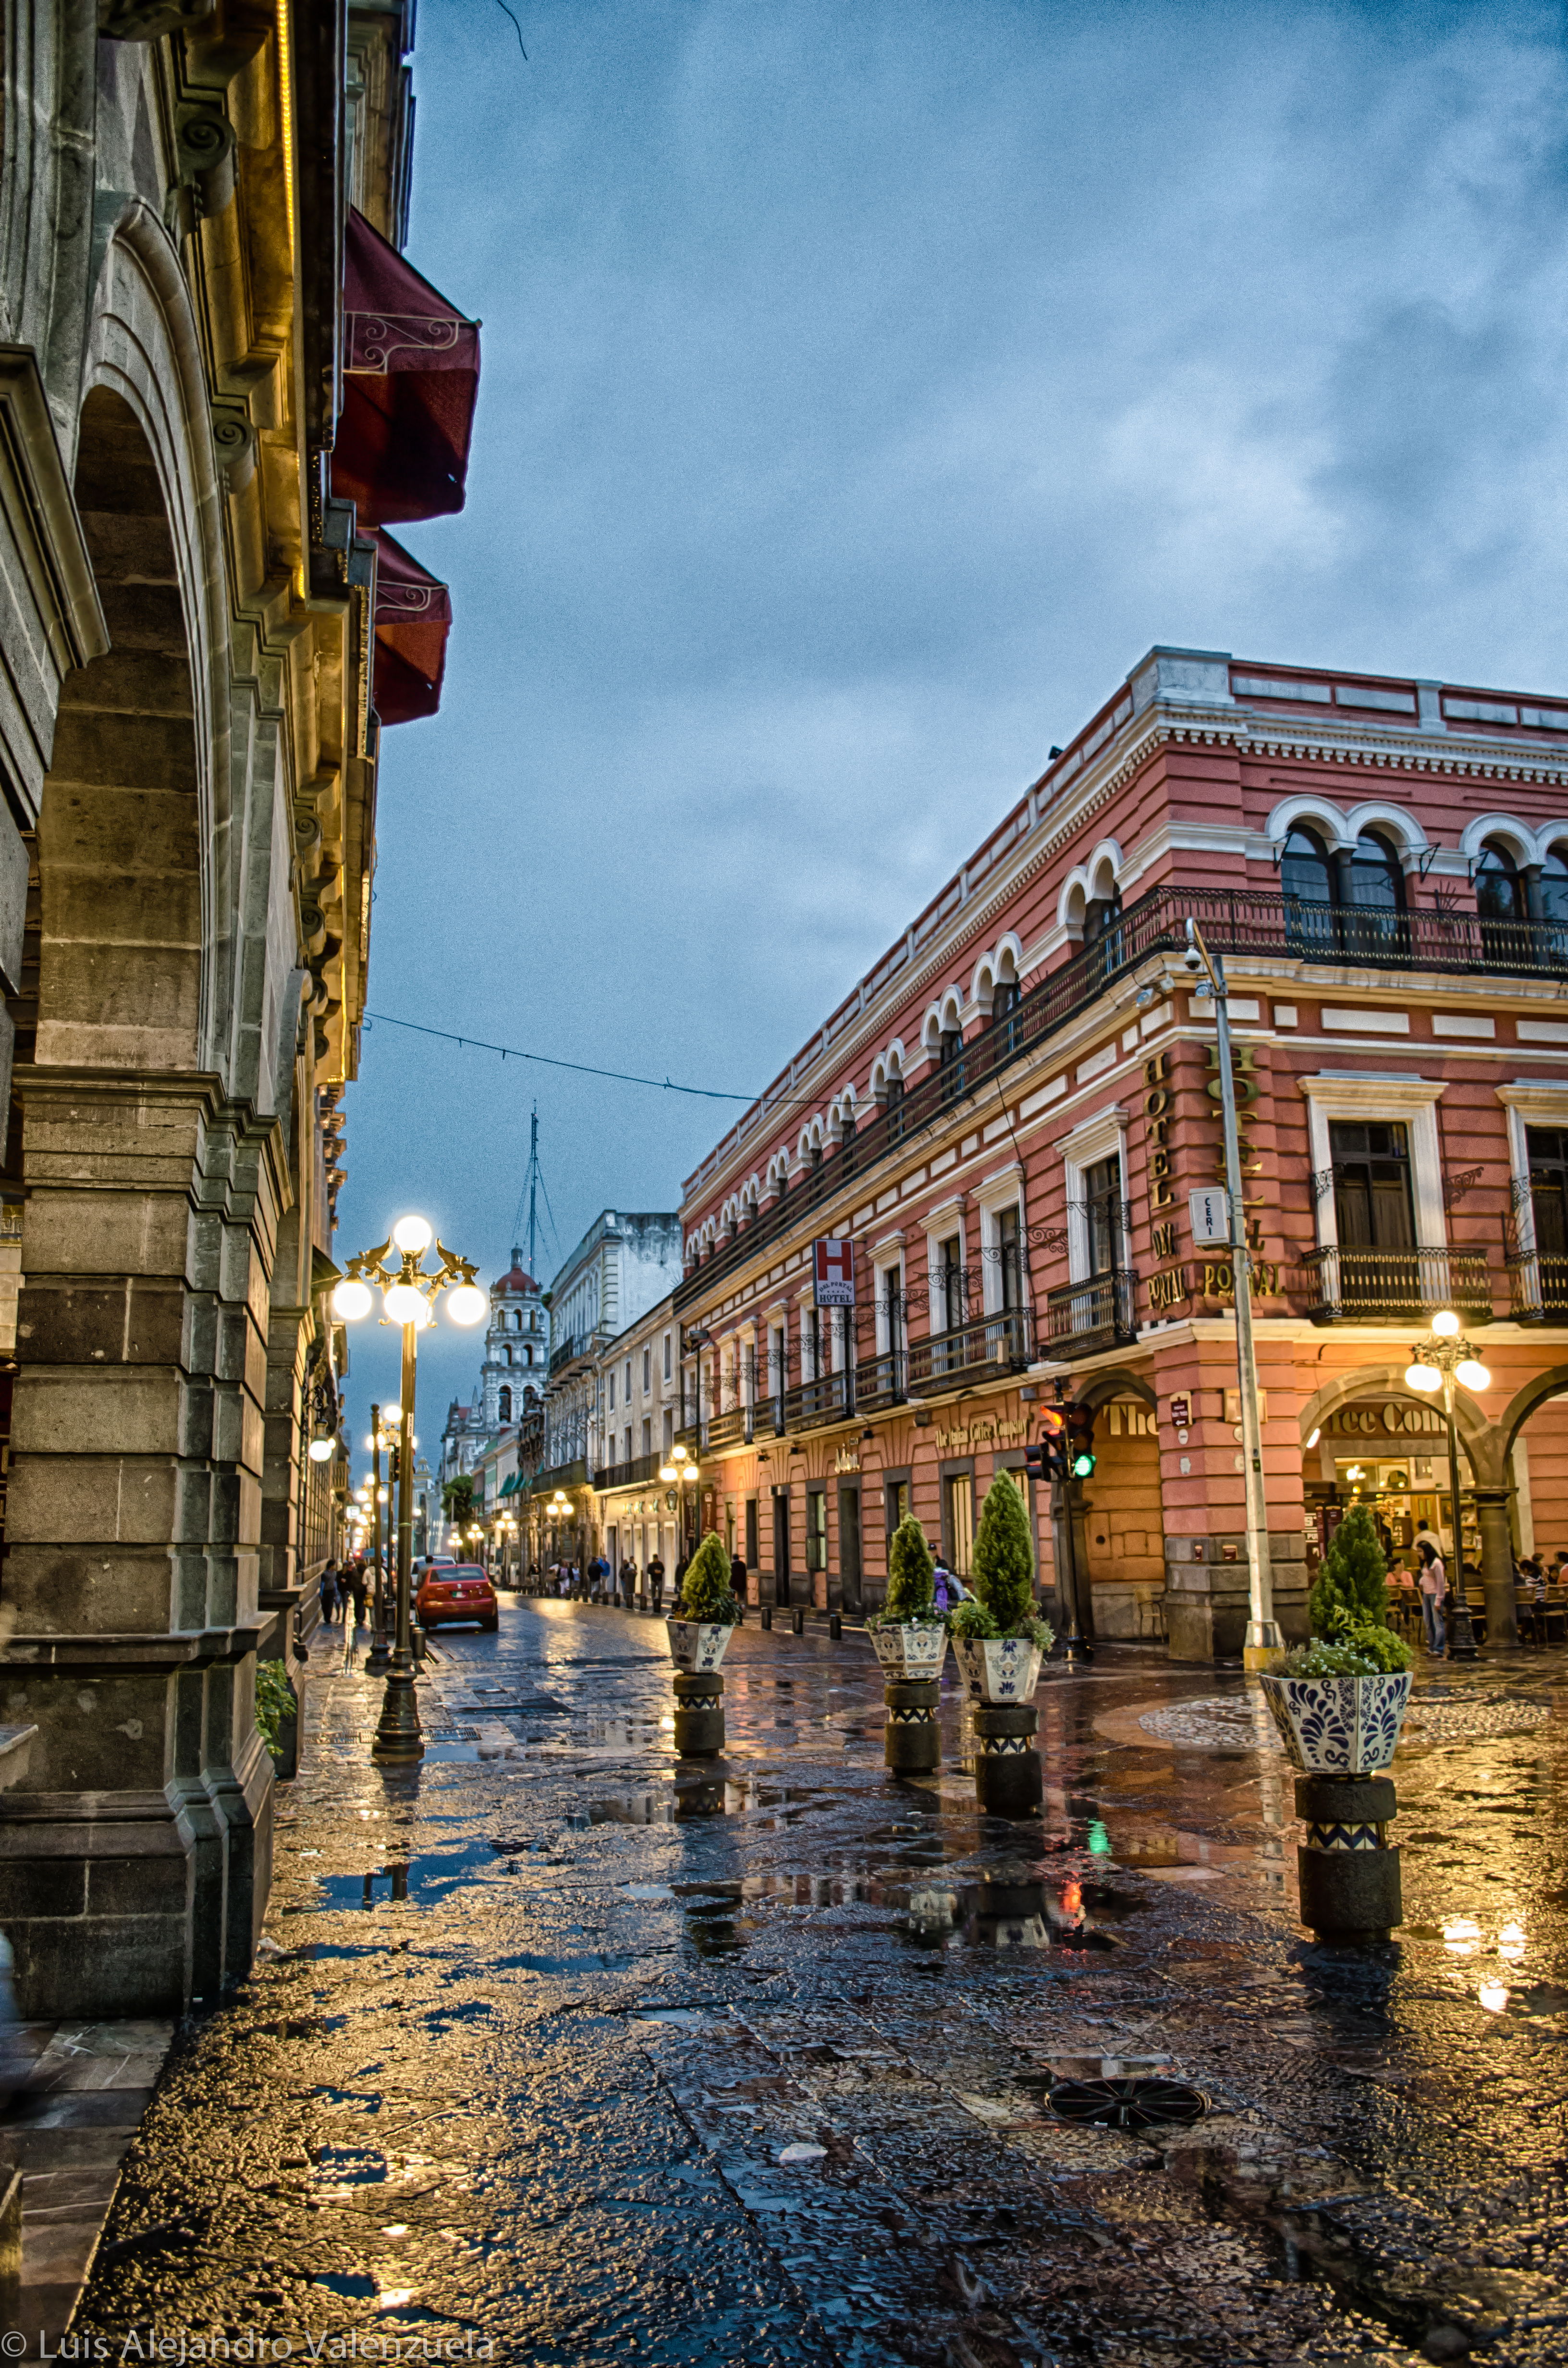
xmin=416 ymin=1563 xmax=499 ymax=1632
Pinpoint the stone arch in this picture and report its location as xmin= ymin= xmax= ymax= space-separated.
xmin=77 ymin=201 xmax=234 ymax=1081
xmin=1497 ymin=1365 xmax=1568 ymax=1463
xmin=1296 ymin=1360 xmax=1506 ymax=1487
xmin=1074 ymin=1366 xmax=1157 ymax=1413
xmin=32 ymin=384 xmax=202 ymax=1072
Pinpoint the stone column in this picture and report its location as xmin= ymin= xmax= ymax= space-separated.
xmin=1474 ymin=1486 xmax=1519 ymax=1649
xmin=0 ymin=1073 xmax=275 ymax=2015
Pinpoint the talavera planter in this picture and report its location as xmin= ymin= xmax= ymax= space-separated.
xmin=869 ymin=1623 xmax=948 ymax=1682
xmin=1258 ymin=1670 xmax=1412 ymax=1776
xmin=666 ymin=1619 xmax=735 ymax=1674
xmin=953 ymin=1636 xmax=1043 ymax=1705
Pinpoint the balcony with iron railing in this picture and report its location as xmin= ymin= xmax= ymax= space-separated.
xmin=548 ymin=1333 xmax=579 ymax=1377
xmin=1295 ymin=1246 xmax=1494 ymax=1325
xmin=675 ymin=880 xmax=1568 ymax=1314
xmin=906 ymin=1308 xmax=1032 ymax=1396
xmin=782 ymin=1370 xmax=853 ymax=1432
xmin=1041 ymin=1271 xmax=1139 ymax=1359
xmin=854 ymin=1347 xmax=906 ymax=1412
xmin=591 ymin=1450 xmax=665 ymax=1492
xmin=1506 ymin=1248 xmax=1568 ymax=1321
xmin=704 ymin=1406 xmax=749 ymax=1450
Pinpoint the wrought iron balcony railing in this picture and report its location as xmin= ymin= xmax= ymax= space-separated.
xmin=1506 ymin=1250 xmax=1568 ymax=1321
xmin=782 ymin=1370 xmax=853 ymax=1431
xmin=1041 ymin=1271 xmax=1139 ymax=1359
xmin=548 ymin=1333 xmax=578 ymax=1376
xmin=591 ymin=1451 xmax=664 ymax=1492
xmin=906 ymin=1308 xmax=1032 ymax=1396
xmin=1296 ymin=1246 xmax=1493 ymax=1324
xmin=854 ymin=1348 xmax=906 ymax=1413
xmin=705 ymin=1406 xmax=750 ymax=1449
xmin=676 ymin=880 xmax=1567 ymax=1314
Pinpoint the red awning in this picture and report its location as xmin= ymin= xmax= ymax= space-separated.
xmin=372 ymin=530 xmax=451 ymax=728
xmin=333 ymin=209 xmax=479 ymax=529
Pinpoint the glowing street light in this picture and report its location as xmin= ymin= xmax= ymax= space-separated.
xmin=332 ymin=1221 xmax=485 ymax=1760
xmin=1403 ymin=1310 xmax=1496 ymax=1658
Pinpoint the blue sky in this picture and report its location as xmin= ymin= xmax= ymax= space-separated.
xmin=339 ymin=0 xmax=1568 ymax=1436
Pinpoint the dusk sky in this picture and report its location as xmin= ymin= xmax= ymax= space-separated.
xmin=339 ymin=0 xmax=1568 ymax=1438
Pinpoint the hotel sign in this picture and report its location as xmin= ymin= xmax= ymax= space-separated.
xmin=813 ymin=1238 xmax=856 ymax=1307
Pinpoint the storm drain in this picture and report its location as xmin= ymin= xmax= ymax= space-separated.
xmin=1048 ymin=2076 xmax=1208 ymax=2131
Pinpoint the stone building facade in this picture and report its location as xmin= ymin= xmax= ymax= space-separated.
xmin=0 ymin=3 xmax=475 ymax=2013
xmin=675 ymin=647 xmax=1568 ymax=1657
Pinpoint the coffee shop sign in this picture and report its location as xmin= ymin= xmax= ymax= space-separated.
xmin=934 ymin=1417 xmax=1030 ymax=1453
xmin=1325 ymin=1401 xmax=1447 ymax=1438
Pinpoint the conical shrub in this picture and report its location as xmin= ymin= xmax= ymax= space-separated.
xmin=886 ymin=1515 xmax=936 ymax=1620
xmin=680 ymin=1530 xmax=739 ymax=1622
xmin=972 ymin=1473 xmax=1035 ymax=1632
xmin=1309 ymin=1503 xmax=1389 ymax=1639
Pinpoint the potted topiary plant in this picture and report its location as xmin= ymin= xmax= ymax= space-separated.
xmin=1259 ymin=1505 xmax=1415 ymax=1774
xmin=867 ymin=1515 xmax=948 ymax=1680
xmin=667 ymin=1530 xmax=741 ymax=1673
xmin=667 ymin=1530 xmax=742 ymax=1758
xmin=951 ymin=1474 xmax=1055 ymax=1703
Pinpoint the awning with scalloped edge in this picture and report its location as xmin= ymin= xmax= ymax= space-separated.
xmin=372 ymin=529 xmax=451 ymax=728
xmin=333 ymin=208 xmax=479 ymax=529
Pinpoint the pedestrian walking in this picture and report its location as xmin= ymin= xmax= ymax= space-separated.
xmin=729 ymin=1550 xmax=747 ymax=1605
xmin=318 ymin=1562 xmax=340 ymax=1628
xmin=347 ymin=1566 xmax=368 ymax=1627
xmin=1417 ymin=1539 xmax=1446 ymax=1654
xmin=619 ymin=1555 xmax=637 ymax=1608
xmin=648 ymin=1553 xmax=665 ymax=1613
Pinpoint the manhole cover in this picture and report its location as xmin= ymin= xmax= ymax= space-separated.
xmin=1048 ymin=2077 xmax=1207 ymax=2131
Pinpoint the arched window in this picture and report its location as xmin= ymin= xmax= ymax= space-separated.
xmin=1281 ymin=825 xmax=1333 ymax=905
xmin=499 ymin=1386 xmax=512 ymax=1422
xmin=1083 ymin=888 xmax=1124 ymax=982
xmin=1349 ymin=830 xmax=1405 ymax=912
xmin=1476 ymin=840 xmax=1524 ymax=925
xmin=1542 ymin=849 xmax=1568 ymax=925
xmin=939 ymin=1023 xmax=966 ymax=1103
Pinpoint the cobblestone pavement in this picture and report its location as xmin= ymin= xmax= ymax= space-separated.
xmin=60 ymin=1605 xmax=1568 ymax=2366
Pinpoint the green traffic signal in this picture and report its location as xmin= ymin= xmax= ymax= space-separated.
xmin=1072 ymin=1450 xmax=1096 ymax=1478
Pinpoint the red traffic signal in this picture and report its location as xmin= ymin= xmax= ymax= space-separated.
xmin=1038 ymin=1406 xmax=1069 ymax=1482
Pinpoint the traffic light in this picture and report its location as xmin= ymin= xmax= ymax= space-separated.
xmin=1066 ymin=1403 xmax=1096 ymax=1479
xmin=1023 ymin=1441 xmax=1044 ymax=1480
xmin=388 ymin=1446 xmax=401 ymax=1488
xmin=1038 ymin=1406 xmax=1068 ymax=1482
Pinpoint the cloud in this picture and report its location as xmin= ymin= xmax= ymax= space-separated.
xmin=343 ymin=0 xmax=1568 ymax=1418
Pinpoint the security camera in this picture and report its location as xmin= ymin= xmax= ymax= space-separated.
xmin=1182 ymin=944 xmax=1203 ymax=974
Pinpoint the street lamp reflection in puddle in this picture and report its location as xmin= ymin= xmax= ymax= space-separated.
xmin=1442 ymin=1916 xmax=1482 ymax=1955
xmin=1498 ymin=1920 xmax=1527 ymax=1962
xmin=1478 ymin=1978 xmax=1510 ymax=2013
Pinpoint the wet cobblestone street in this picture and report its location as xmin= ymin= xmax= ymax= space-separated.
xmin=67 ymin=1605 xmax=1568 ymax=2366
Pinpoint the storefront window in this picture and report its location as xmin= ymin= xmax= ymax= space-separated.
xmin=944 ymin=1473 xmax=974 ymax=1574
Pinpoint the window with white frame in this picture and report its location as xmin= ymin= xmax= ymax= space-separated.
xmin=873 ymin=1242 xmax=906 ymax=1357
xmin=975 ymin=1168 xmax=1025 ymax=1315
xmin=1300 ymin=1077 xmax=1446 ymax=1251
xmin=1060 ymin=1106 xmax=1130 ymax=1283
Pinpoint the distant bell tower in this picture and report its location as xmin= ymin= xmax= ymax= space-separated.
xmin=479 ymin=1246 xmax=545 ymax=1430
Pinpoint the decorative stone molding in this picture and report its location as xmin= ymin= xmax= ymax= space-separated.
xmin=0 ymin=346 xmax=110 ymax=813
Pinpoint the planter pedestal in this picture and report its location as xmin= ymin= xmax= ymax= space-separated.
xmin=973 ymin=1702 xmax=1043 ymax=1816
xmin=884 ymin=1678 xmax=940 ymax=1773
xmin=674 ymin=1670 xmax=725 ymax=1757
xmin=1294 ymin=1773 xmax=1401 ymax=1943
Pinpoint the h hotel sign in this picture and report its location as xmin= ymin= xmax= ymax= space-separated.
xmin=813 ymin=1238 xmax=856 ymax=1307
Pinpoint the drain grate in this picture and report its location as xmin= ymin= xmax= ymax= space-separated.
xmin=1048 ymin=2076 xmax=1207 ymax=2131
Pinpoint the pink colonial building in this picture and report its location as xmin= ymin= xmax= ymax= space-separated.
xmin=674 ymin=646 xmax=1568 ymax=1658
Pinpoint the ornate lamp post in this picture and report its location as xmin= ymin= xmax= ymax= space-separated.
xmin=659 ymin=1442 xmax=698 ymax=1567
xmin=1404 ymin=1309 xmax=1486 ymax=1661
xmin=332 ymin=1219 xmax=487 ymax=1760
xmin=363 ymin=1403 xmax=401 ymax=1675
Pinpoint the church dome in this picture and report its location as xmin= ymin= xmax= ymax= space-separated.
xmin=491 ymin=1246 xmax=539 ymax=1296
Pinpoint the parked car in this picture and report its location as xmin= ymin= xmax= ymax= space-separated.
xmin=416 ymin=1563 xmax=498 ymax=1632
xmin=413 ymin=1554 xmax=457 ymax=1577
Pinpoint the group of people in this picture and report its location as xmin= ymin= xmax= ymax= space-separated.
xmin=317 ymin=1558 xmax=374 ymax=1629
xmin=1384 ymin=1526 xmax=1568 ymax=1653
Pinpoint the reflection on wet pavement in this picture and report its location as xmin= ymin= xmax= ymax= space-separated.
xmin=68 ymin=1600 xmax=1568 ymax=2367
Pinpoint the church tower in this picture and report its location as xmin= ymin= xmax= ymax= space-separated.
xmin=480 ymin=1247 xmax=546 ymax=1431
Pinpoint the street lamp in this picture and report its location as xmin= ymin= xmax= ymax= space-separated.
xmin=363 ymin=1401 xmax=402 ymax=1676
xmin=332 ymin=1217 xmax=486 ymax=1759
xmin=1404 ymin=1310 xmax=1490 ymax=1660
xmin=659 ymin=1440 xmax=698 ymax=1567
xmin=1183 ymin=919 xmax=1283 ymax=1670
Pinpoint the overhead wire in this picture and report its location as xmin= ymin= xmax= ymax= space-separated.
xmin=362 ymin=1008 xmax=838 ymax=1116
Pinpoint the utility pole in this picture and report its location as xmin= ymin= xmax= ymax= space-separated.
xmin=1184 ymin=919 xmax=1285 ymax=1673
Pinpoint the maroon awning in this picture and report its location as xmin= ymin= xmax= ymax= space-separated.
xmin=333 ymin=209 xmax=479 ymax=529
xmin=372 ymin=530 xmax=451 ymax=728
